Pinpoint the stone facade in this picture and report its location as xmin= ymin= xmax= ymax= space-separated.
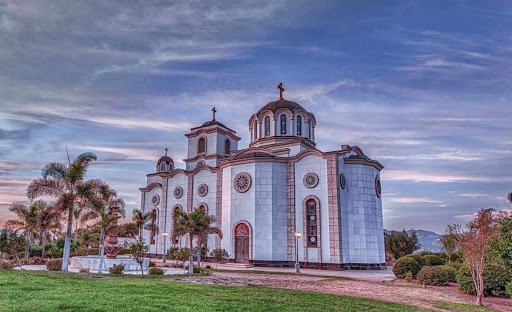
xmin=139 ymin=95 xmax=385 ymax=269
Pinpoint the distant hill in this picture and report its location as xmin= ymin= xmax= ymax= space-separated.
xmin=384 ymin=229 xmax=443 ymax=253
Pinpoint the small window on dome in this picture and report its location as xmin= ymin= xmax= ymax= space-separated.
xmin=265 ymin=116 xmax=270 ymax=137
xmin=280 ymin=114 xmax=287 ymax=134
xmin=160 ymin=162 xmax=166 ymax=172
xmin=198 ymin=137 xmax=206 ymax=154
xmin=225 ymin=139 xmax=231 ymax=155
xmin=297 ymin=115 xmax=302 ymax=136
xmin=253 ymin=121 xmax=258 ymax=140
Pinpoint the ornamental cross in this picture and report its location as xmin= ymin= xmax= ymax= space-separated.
xmin=164 ymin=147 xmax=168 ymax=156
xmin=212 ymin=106 xmax=217 ymax=121
xmin=277 ymin=82 xmax=285 ymax=100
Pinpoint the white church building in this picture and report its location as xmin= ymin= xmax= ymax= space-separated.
xmin=139 ymin=84 xmax=385 ymax=269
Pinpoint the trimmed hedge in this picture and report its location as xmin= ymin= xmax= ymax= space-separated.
xmin=46 ymin=259 xmax=62 ymax=271
xmin=457 ymin=263 xmax=512 ymax=297
xmin=109 ymin=264 xmax=125 ymax=274
xmin=417 ymin=265 xmax=456 ymax=286
xmin=422 ymin=255 xmax=446 ymax=266
xmin=393 ymin=256 xmax=422 ymax=279
xmin=149 ymin=267 xmax=164 ymax=275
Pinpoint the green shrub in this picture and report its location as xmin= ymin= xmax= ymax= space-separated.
xmin=446 ymin=261 xmax=462 ymax=271
xmin=148 ymin=267 xmax=164 ymax=275
xmin=108 ymin=264 xmax=125 ymax=274
xmin=149 ymin=261 xmax=156 ymax=267
xmin=185 ymin=264 xmax=201 ymax=274
xmin=29 ymin=246 xmax=43 ymax=257
xmin=79 ymin=268 xmax=90 ymax=273
xmin=20 ymin=258 xmax=30 ymax=265
xmin=417 ymin=265 xmax=456 ymax=286
xmin=118 ymin=248 xmax=131 ymax=255
xmin=46 ymin=259 xmax=62 ymax=271
xmin=422 ymin=255 xmax=446 ymax=266
xmin=393 ymin=256 xmax=422 ymax=279
xmin=457 ymin=263 xmax=512 ymax=297
xmin=0 ymin=260 xmax=15 ymax=269
xmin=29 ymin=257 xmax=47 ymax=265
xmin=404 ymin=254 xmax=425 ymax=266
xmin=506 ymin=281 xmax=512 ymax=298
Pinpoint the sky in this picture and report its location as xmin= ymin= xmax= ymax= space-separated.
xmin=1 ymin=0 xmax=512 ymax=234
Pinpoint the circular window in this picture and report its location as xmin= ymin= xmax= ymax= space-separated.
xmin=197 ymin=184 xmax=208 ymax=197
xmin=151 ymin=194 xmax=160 ymax=206
xmin=233 ymin=172 xmax=252 ymax=193
xmin=339 ymin=173 xmax=346 ymax=190
xmin=375 ymin=175 xmax=382 ymax=198
xmin=196 ymin=160 xmax=206 ymax=167
xmin=303 ymin=172 xmax=319 ymax=188
xmin=173 ymin=186 xmax=183 ymax=199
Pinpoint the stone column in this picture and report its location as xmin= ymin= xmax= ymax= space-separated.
xmin=326 ymin=154 xmax=341 ymax=263
xmin=290 ymin=117 xmax=295 ymax=136
xmin=215 ymin=171 xmax=223 ymax=249
xmin=286 ymin=162 xmax=296 ymax=261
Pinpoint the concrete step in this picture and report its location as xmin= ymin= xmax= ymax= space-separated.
xmin=222 ymin=262 xmax=253 ymax=268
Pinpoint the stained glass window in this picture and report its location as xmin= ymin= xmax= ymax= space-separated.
xmin=297 ymin=115 xmax=302 ymax=135
xmin=306 ymin=199 xmax=318 ymax=247
xmin=280 ymin=114 xmax=287 ymax=134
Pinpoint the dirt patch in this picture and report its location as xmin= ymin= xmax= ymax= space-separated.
xmin=172 ymin=271 xmax=511 ymax=311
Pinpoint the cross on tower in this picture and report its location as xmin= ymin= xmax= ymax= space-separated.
xmin=164 ymin=148 xmax=168 ymax=156
xmin=277 ymin=82 xmax=285 ymax=100
xmin=212 ymin=106 xmax=217 ymax=121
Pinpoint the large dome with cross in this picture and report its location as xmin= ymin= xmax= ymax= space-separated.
xmin=249 ymin=82 xmax=316 ymax=145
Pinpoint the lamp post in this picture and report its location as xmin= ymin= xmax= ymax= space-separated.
xmin=293 ymin=232 xmax=302 ymax=273
xmin=162 ymin=232 xmax=169 ymax=263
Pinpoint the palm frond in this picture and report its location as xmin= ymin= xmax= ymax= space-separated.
xmin=42 ymin=162 xmax=68 ymax=180
xmin=8 ymin=202 xmax=29 ymax=218
xmin=27 ymin=178 xmax=65 ymax=200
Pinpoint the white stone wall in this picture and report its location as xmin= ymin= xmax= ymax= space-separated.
xmin=192 ymin=169 xmax=218 ymax=249
xmin=165 ymin=172 xmax=188 ymax=248
xmin=294 ymin=155 xmax=329 ymax=263
xmin=142 ymin=186 xmax=162 ymax=255
xmin=339 ymin=158 xmax=385 ymax=264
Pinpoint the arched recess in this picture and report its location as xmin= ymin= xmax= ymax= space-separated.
xmin=196 ymin=202 xmax=208 ymax=215
xmin=171 ymin=205 xmax=182 ymax=244
xmin=232 ymin=220 xmax=252 ymax=264
xmin=302 ymin=196 xmax=321 ymax=263
xmin=225 ymin=139 xmax=231 ymax=155
xmin=197 ymin=136 xmax=207 ymax=154
xmin=149 ymin=207 xmax=159 ymax=245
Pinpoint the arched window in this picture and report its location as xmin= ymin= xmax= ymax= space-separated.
xmin=280 ymin=114 xmax=287 ymax=134
xmin=198 ymin=137 xmax=206 ymax=154
xmin=264 ymin=116 xmax=270 ymax=137
xmin=296 ymin=115 xmax=302 ymax=136
xmin=197 ymin=204 xmax=207 ymax=215
xmin=172 ymin=206 xmax=182 ymax=244
xmin=150 ymin=209 xmax=157 ymax=245
xmin=306 ymin=199 xmax=318 ymax=247
xmin=308 ymin=122 xmax=311 ymax=139
xmin=159 ymin=162 xmax=166 ymax=172
xmin=225 ymin=139 xmax=231 ymax=155
xmin=253 ymin=121 xmax=258 ymax=140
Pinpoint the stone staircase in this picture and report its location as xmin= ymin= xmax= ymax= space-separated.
xmin=221 ymin=262 xmax=253 ymax=269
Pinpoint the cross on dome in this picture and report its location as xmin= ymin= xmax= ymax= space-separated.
xmin=212 ymin=106 xmax=217 ymax=121
xmin=277 ymin=82 xmax=285 ymax=100
xmin=164 ymin=147 xmax=168 ymax=156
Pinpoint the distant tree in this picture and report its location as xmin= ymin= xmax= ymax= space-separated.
xmin=129 ymin=236 xmax=149 ymax=275
xmin=78 ymin=230 xmax=100 ymax=252
xmin=132 ymin=209 xmax=156 ymax=238
xmin=490 ymin=213 xmax=512 ymax=268
xmin=27 ymin=152 xmax=100 ymax=271
xmin=455 ymin=209 xmax=502 ymax=306
xmin=384 ymin=230 xmax=420 ymax=261
xmin=116 ymin=222 xmax=138 ymax=237
xmin=441 ymin=225 xmax=458 ymax=262
xmin=5 ymin=202 xmax=40 ymax=258
xmin=0 ymin=229 xmax=25 ymax=268
xmin=210 ymin=248 xmax=229 ymax=268
xmin=36 ymin=201 xmax=61 ymax=257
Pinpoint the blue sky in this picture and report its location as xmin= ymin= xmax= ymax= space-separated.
xmin=1 ymin=0 xmax=511 ymax=233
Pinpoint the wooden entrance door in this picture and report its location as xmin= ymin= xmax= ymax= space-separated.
xmin=235 ymin=223 xmax=250 ymax=263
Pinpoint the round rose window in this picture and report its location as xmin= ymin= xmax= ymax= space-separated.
xmin=339 ymin=173 xmax=346 ymax=189
xmin=233 ymin=172 xmax=252 ymax=193
xmin=197 ymin=184 xmax=208 ymax=197
xmin=173 ymin=186 xmax=183 ymax=199
xmin=151 ymin=194 xmax=160 ymax=206
xmin=303 ymin=172 xmax=319 ymax=188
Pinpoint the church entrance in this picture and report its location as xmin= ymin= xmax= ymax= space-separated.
xmin=234 ymin=223 xmax=250 ymax=264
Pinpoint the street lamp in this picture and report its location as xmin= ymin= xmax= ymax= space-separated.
xmin=162 ymin=232 xmax=169 ymax=263
xmin=293 ymin=232 xmax=302 ymax=273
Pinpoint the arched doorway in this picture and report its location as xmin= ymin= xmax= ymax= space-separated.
xmin=234 ymin=223 xmax=250 ymax=263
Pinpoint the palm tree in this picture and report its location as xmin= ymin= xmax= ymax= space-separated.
xmin=73 ymin=206 xmax=96 ymax=241
xmin=5 ymin=201 xmax=40 ymax=258
xmin=132 ymin=209 xmax=154 ymax=238
xmin=27 ymin=152 xmax=98 ymax=271
xmin=95 ymin=208 xmax=121 ymax=273
xmin=172 ymin=209 xmax=222 ymax=274
xmin=196 ymin=212 xmax=222 ymax=268
xmin=79 ymin=230 xmax=100 ymax=252
xmin=36 ymin=202 xmax=62 ymax=257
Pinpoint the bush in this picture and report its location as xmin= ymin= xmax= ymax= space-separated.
xmin=457 ymin=263 xmax=512 ymax=297
xmin=393 ymin=256 xmax=422 ymax=279
xmin=185 ymin=264 xmax=201 ymax=274
xmin=79 ymin=268 xmax=90 ymax=273
xmin=118 ymin=248 xmax=131 ymax=255
xmin=446 ymin=261 xmax=462 ymax=271
xmin=0 ymin=260 xmax=15 ymax=269
xmin=29 ymin=257 xmax=47 ymax=265
xmin=29 ymin=246 xmax=43 ymax=257
xmin=20 ymin=258 xmax=30 ymax=265
xmin=417 ymin=265 xmax=456 ymax=286
xmin=109 ymin=264 xmax=125 ymax=274
xmin=46 ymin=259 xmax=62 ymax=271
xmin=506 ymin=281 xmax=512 ymax=298
xmin=149 ymin=267 xmax=164 ymax=275
xmin=422 ymin=255 xmax=446 ymax=266
xmin=149 ymin=261 xmax=156 ymax=267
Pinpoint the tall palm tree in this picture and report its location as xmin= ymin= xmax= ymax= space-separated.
xmin=79 ymin=230 xmax=100 ymax=251
xmin=72 ymin=205 xmax=96 ymax=241
xmin=172 ymin=209 xmax=222 ymax=274
xmin=5 ymin=201 xmax=41 ymax=258
xmin=132 ymin=209 xmax=153 ymax=238
xmin=27 ymin=152 xmax=98 ymax=271
xmin=94 ymin=208 xmax=121 ymax=273
xmin=36 ymin=201 xmax=62 ymax=257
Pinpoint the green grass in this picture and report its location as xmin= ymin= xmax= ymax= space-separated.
xmin=208 ymin=268 xmax=353 ymax=280
xmin=0 ymin=270 xmax=427 ymax=312
xmin=431 ymin=301 xmax=500 ymax=312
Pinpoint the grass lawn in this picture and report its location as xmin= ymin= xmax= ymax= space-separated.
xmin=0 ymin=270 xmax=427 ymax=312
